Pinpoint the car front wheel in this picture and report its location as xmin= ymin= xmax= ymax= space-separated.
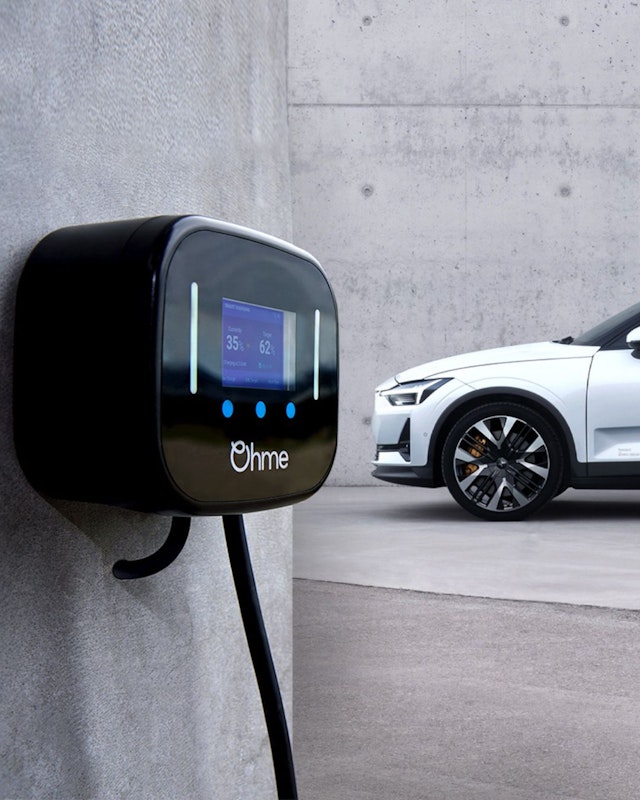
xmin=441 ymin=402 xmax=564 ymax=521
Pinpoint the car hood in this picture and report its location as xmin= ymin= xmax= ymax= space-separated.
xmin=394 ymin=341 xmax=599 ymax=384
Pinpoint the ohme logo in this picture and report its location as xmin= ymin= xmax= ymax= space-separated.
xmin=230 ymin=440 xmax=290 ymax=473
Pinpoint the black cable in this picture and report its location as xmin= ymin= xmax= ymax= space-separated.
xmin=112 ymin=516 xmax=191 ymax=580
xmin=223 ymin=514 xmax=298 ymax=800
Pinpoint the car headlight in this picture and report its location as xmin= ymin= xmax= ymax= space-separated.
xmin=381 ymin=378 xmax=450 ymax=406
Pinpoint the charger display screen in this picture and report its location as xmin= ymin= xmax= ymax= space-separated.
xmin=221 ymin=298 xmax=296 ymax=390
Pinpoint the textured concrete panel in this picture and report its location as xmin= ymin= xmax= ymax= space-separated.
xmin=290 ymin=0 xmax=640 ymax=106
xmin=290 ymin=105 xmax=640 ymax=484
xmin=1 ymin=2 xmax=292 ymax=798
xmin=289 ymin=0 xmax=640 ymax=485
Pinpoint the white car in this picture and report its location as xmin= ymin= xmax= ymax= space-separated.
xmin=372 ymin=303 xmax=640 ymax=520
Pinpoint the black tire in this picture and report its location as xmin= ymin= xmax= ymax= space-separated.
xmin=441 ymin=402 xmax=564 ymax=521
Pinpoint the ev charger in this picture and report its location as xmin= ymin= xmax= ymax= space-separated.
xmin=14 ymin=215 xmax=338 ymax=515
xmin=14 ymin=215 xmax=338 ymax=800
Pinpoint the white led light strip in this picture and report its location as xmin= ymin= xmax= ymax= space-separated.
xmin=190 ymin=282 xmax=198 ymax=395
xmin=313 ymin=309 xmax=320 ymax=400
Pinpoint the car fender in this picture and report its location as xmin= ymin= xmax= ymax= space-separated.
xmin=425 ymin=360 xmax=591 ymax=475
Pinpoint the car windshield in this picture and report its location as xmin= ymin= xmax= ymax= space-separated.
xmin=571 ymin=301 xmax=640 ymax=347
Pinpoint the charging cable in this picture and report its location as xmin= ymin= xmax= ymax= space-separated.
xmin=113 ymin=514 xmax=297 ymax=797
xmin=223 ymin=514 xmax=298 ymax=800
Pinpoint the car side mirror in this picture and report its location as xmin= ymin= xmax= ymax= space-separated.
xmin=626 ymin=326 xmax=640 ymax=358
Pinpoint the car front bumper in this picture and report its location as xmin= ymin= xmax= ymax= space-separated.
xmin=371 ymin=376 xmax=468 ymax=486
xmin=371 ymin=463 xmax=436 ymax=487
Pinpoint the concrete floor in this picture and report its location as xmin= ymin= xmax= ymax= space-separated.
xmin=292 ymin=486 xmax=640 ymax=800
xmin=293 ymin=485 xmax=640 ymax=609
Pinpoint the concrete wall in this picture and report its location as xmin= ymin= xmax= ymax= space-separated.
xmin=289 ymin=0 xmax=640 ymax=485
xmin=1 ymin=2 xmax=292 ymax=798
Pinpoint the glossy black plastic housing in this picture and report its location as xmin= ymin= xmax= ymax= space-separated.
xmin=14 ymin=216 xmax=339 ymax=515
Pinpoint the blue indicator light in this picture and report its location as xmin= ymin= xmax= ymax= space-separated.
xmin=222 ymin=400 xmax=234 ymax=418
xmin=256 ymin=401 xmax=266 ymax=419
xmin=286 ymin=402 xmax=296 ymax=419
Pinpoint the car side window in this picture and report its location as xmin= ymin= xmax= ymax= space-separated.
xmin=603 ymin=330 xmax=636 ymax=350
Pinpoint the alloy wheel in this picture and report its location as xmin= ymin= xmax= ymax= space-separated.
xmin=442 ymin=403 xmax=563 ymax=520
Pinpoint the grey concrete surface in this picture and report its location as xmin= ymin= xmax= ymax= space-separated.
xmin=293 ymin=486 xmax=640 ymax=609
xmin=294 ymin=580 xmax=640 ymax=800
xmin=1 ymin=4 xmax=291 ymax=798
xmin=288 ymin=1 xmax=640 ymax=486
xmin=293 ymin=487 xmax=640 ymax=799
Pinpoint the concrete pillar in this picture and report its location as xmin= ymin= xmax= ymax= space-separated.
xmin=1 ymin=2 xmax=292 ymax=797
